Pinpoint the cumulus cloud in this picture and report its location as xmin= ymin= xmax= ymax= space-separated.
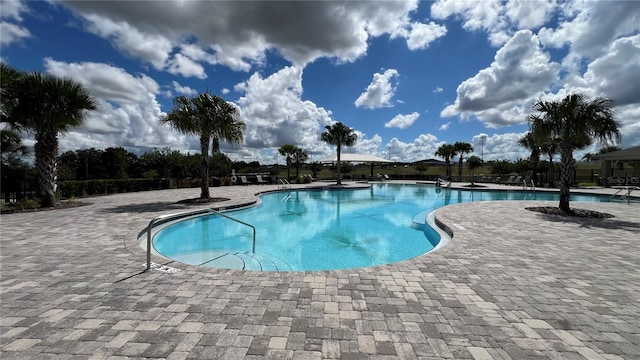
xmin=580 ymin=35 xmax=640 ymax=107
xmin=171 ymin=81 xmax=196 ymax=96
xmin=234 ymin=66 xmax=334 ymax=154
xmin=221 ymin=88 xmax=230 ymax=95
xmin=42 ymin=59 xmax=183 ymax=153
xmin=431 ymin=0 xmax=557 ymax=46
xmin=355 ymin=69 xmax=399 ymax=109
xmin=433 ymin=87 xmax=443 ymax=93
xmin=442 ymin=30 xmax=560 ymax=127
xmin=0 ymin=0 xmax=30 ymax=46
xmin=385 ymin=112 xmax=420 ymax=129
xmin=404 ymin=22 xmax=447 ymax=50
xmin=385 ymin=134 xmax=442 ymax=162
xmin=59 ymin=0 xmax=427 ymax=74
xmin=538 ymin=1 xmax=640 ymax=60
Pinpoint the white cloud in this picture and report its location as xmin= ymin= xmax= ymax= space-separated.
xmin=60 ymin=0 xmax=424 ymax=72
xmin=439 ymin=122 xmax=450 ymax=131
xmin=581 ymin=35 xmax=640 ymax=106
xmin=42 ymin=59 xmax=184 ymax=153
xmin=538 ymin=1 xmax=640 ymax=60
xmin=166 ymin=53 xmax=207 ymax=79
xmin=83 ymin=14 xmax=173 ymax=71
xmin=355 ymin=69 xmax=399 ymax=109
xmin=505 ymin=0 xmax=556 ymax=29
xmin=171 ymin=81 xmax=196 ymax=96
xmin=405 ymin=22 xmax=447 ymax=50
xmin=0 ymin=0 xmax=30 ymax=47
xmin=442 ymin=30 xmax=560 ymax=127
xmin=385 ymin=112 xmax=420 ymax=129
xmin=221 ymin=88 xmax=230 ymax=95
xmin=433 ymin=87 xmax=443 ymax=93
xmin=234 ymin=66 xmax=334 ymax=154
xmin=385 ymin=134 xmax=442 ymax=162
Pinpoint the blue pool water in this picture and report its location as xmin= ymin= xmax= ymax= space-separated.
xmin=152 ymin=184 xmax=612 ymax=271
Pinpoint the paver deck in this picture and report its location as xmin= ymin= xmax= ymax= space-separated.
xmin=1 ymin=182 xmax=639 ymax=359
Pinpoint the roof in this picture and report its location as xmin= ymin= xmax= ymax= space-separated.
xmin=594 ymin=146 xmax=640 ymax=161
xmin=316 ymin=153 xmax=392 ymax=163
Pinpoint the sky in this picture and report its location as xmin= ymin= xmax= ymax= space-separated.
xmin=1 ymin=0 xmax=639 ymax=165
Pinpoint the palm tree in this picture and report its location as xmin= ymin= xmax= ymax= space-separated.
xmin=1 ymin=63 xmax=23 ymax=120
xmin=529 ymin=94 xmax=620 ymax=212
xmin=162 ymin=93 xmax=245 ymax=199
xmin=278 ymin=144 xmax=298 ymax=180
xmin=466 ymin=155 xmax=482 ymax=185
xmin=581 ymin=152 xmax=595 ymax=163
xmin=1 ymin=129 xmax=28 ymax=156
xmin=292 ymin=147 xmax=308 ymax=177
xmin=8 ymin=72 xmax=97 ymax=207
xmin=454 ymin=141 xmax=473 ymax=181
xmin=519 ymin=132 xmax=540 ymax=183
xmin=539 ymin=141 xmax=558 ymax=185
xmin=435 ymin=144 xmax=456 ymax=179
xmin=321 ymin=122 xmax=357 ymax=185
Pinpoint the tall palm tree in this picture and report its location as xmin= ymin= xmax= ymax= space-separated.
xmin=278 ymin=144 xmax=298 ymax=180
xmin=7 ymin=72 xmax=97 ymax=207
xmin=518 ymin=132 xmax=540 ymax=183
xmin=162 ymin=93 xmax=245 ymax=199
xmin=581 ymin=152 xmax=595 ymax=163
xmin=453 ymin=141 xmax=473 ymax=181
xmin=321 ymin=122 xmax=357 ymax=185
xmin=435 ymin=144 xmax=456 ymax=179
xmin=529 ymin=94 xmax=620 ymax=212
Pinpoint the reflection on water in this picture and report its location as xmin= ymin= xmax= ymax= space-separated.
xmin=153 ymin=184 xmax=610 ymax=271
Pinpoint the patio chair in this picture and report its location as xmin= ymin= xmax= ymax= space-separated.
xmin=239 ymin=175 xmax=250 ymax=185
xmin=255 ymin=175 xmax=268 ymax=184
xmin=505 ymin=175 xmax=516 ymax=185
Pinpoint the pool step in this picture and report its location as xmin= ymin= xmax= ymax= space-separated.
xmin=235 ymin=251 xmax=294 ymax=272
xmin=190 ymin=251 xmax=293 ymax=272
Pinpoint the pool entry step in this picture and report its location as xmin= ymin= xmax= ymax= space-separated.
xmin=196 ymin=251 xmax=293 ymax=271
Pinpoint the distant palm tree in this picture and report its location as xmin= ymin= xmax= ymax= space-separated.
xmin=435 ymin=144 xmax=456 ymax=179
xmin=466 ymin=155 xmax=482 ymax=185
xmin=162 ymin=93 xmax=245 ymax=199
xmin=278 ymin=144 xmax=298 ymax=180
xmin=7 ymin=72 xmax=97 ymax=207
xmin=292 ymin=147 xmax=308 ymax=177
xmin=321 ymin=122 xmax=357 ymax=185
xmin=581 ymin=152 xmax=595 ymax=163
xmin=519 ymin=132 xmax=540 ymax=183
xmin=539 ymin=141 xmax=558 ymax=185
xmin=454 ymin=141 xmax=473 ymax=181
xmin=530 ymin=94 xmax=620 ymax=212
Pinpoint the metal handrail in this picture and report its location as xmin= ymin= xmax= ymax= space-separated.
xmin=610 ymin=186 xmax=638 ymax=205
xmin=146 ymin=207 xmax=256 ymax=271
xmin=278 ymin=178 xmax=291 ymax=189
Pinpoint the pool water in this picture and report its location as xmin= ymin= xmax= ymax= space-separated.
xmin=152 ymin=184 xmax=611 ymax=271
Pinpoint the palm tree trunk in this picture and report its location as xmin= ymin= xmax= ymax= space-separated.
xmin=558 ymin=144 xmax=574 ymax=212
xmin=34 ymin=133 xmax=58 ymax=207
xmin=336 ymin=145 xmax=342 ymax=185
xmin=458 ymin=158 xmax=463 ymax=181
xmin=199 ymin=136 xmax=210 ymax=199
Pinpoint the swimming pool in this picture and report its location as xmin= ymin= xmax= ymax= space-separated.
xmin=150 ymin=184 xmax=612 ymax=272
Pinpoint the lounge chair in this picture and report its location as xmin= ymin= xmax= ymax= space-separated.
xmin=255 ymin=175 xmax=268 ymax=184
xmin=504 ymin=175 xmax=516 ymax=185
xmin=239 ymin=175 xmax=250 ymax=185
xmin=507 ymin=176 xmax=522 ymax=185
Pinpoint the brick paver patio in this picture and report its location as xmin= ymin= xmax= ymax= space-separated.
xmin=1 ymin=183 xmax=639 ymax=359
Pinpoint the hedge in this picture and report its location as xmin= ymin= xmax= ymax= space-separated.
xmin=57 ymin=178 xmax=172 ymax=199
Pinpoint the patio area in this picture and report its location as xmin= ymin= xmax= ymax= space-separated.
xmin=1 ymin=183 xmax=639 ymax=359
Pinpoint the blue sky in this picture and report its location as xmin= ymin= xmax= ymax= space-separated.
xmin=2 ymin=0 xmax=639 ymax=164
